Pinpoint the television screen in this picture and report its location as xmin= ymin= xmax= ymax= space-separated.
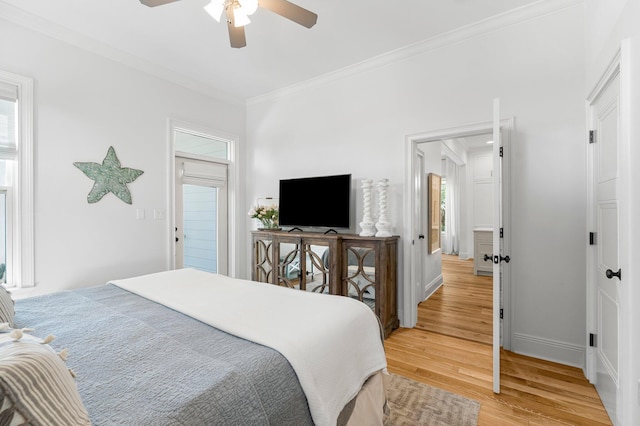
xmin=278 ymin=174 xmax=351 ymax=229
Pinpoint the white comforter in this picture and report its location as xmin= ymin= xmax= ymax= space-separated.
xmin=110 ymin=268 xmax=387 ymax=426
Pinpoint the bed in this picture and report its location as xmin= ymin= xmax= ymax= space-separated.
xmin=2 ymin=268 xmax=387 ymax=426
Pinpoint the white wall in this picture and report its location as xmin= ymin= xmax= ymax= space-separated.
xmin=0 ymin=19 xmax=245 ymax=294
xmin=463 ymin=148 xmax=493 ymax=261
xmin=624 ymin=34 xmax=640 ymax=426
xmin=585 ymin=0 xmax=640 ymax=89
xmin=247 ymin=5 xmax=586 ymax=365
xmin=419 ymin=142 xmax=442 ymax=301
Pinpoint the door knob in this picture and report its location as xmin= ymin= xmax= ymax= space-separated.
xmin=418 ymin=234 xmax=425 ymax=239
xmin=483 ymin=254 xmax=492 ymax=262
xmin=605 ymin=268 xmax=621 ymax=280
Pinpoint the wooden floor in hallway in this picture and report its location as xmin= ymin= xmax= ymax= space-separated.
xmin=416 ymin=254 xmax=492 ymax=345
xmin=384 ymin=254 xmax=611 ymax=425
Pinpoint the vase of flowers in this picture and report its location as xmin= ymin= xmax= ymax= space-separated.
xmin=249 ymin=204 xmax=280 ymax=230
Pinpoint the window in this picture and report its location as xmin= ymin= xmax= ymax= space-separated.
xmin=0 ymin=71 xmax=34 ymax=288
xmin=175 ymin=131 xmax=228 ymax=160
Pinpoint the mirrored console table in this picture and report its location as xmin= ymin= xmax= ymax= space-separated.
xmin=251 ymin=230 xmax=399 ymax=338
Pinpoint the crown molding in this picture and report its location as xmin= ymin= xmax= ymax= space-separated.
xmin=248 ymin=0 xmax=583 ymax=106
xmin=0 ymin=0 xmax=583 ymax=108
xmin=0 ymin=2 xmax=244 ymax=107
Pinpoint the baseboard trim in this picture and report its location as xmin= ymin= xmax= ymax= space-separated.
xmin=512 ymin=333 xmax=585 ymax=368
xmin=422 ymin=274 xmax=444 ymax=302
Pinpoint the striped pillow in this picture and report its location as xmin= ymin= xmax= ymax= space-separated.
xmin=0 ymin=333 xmax=91 ymax=426
xmin=0 ymin=286 xmax=13 ymax=328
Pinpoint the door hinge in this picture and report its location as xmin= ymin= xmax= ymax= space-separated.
xmin=589 ymin=232 xmax=596 ymax=245
xmin=499 ymin=147 xmax=504 ymax=157
xmin=589 ymin=130 xmax=596 ymax=144
xmin=500 ymin=228 xmax=504 ymax=238
xmin=500 ymin=309 xmax=504 ymax=319
xmin=589 ymin=333 xmax=597 ymax=347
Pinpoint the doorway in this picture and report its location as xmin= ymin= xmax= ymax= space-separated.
xmin=406 ymin=117 xmax=512 ymax=393
xmin=404 ymin=117 xmax=513 ymax=355
xmin=170 ymin=121 xmax=237 ymax=276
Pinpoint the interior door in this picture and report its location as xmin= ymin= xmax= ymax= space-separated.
xmin=590 ymin=72 xmax=620 ymax=424
xmin=492 ymin=98 xmax=503 ymax=393
xmin=174 ymin=155 xmax=228 ymax=275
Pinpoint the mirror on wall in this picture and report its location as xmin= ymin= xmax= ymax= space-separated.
xmin=427 ymin=173 xmax=442 ymax=254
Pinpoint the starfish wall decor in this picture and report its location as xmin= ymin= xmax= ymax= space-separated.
xmin=74 ymin=146 xmax=144 ymax=205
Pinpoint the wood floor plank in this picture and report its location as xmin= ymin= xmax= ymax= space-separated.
xmin=385 ymin=254 xmax=611 ymax=425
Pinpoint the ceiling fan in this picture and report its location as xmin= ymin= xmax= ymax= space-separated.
xmin=139 ymin=0 xmax=318 ymax=48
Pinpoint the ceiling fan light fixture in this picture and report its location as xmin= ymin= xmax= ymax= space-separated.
xmin=233 ymin=6 xmax=251 ymax=27
xmin=144 ymin=0 xmax=317 ymax=48
xmin=204 ymin=0 xmax=225 ymax=22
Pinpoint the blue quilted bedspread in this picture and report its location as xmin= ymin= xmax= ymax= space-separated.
xmin=15 ymin=284 xmax=313 ymax=426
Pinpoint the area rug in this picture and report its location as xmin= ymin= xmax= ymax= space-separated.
xmin=384 ymin=374 xmax=480 ymax=426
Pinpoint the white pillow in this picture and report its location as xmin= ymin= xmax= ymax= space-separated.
xmin=0 ymin=332 xmax=91 ymax=426
xmin=0 ymin=286 xmax=14 ymax=328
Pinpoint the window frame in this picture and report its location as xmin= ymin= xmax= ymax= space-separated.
xmin=0 ymin=70 xmax=34 ymax=288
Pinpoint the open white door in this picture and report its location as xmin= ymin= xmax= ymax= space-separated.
xmin=588 ymin=68 xmax=621 ymax=425
xmin=492 ymin=98 xmax=503 ymax=393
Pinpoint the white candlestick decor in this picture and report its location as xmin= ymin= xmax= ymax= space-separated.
xmin=359 ymin=179 xmax=376 ymax=236
xmin=375 ymin=178 xmax=392 ymax=237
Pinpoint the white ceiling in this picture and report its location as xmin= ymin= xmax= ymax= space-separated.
xmin=0 ymin=0 xmax=541 ymax=101
xmin=457 ymin=133 xmax=495 ymax=151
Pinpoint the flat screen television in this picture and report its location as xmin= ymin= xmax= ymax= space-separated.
xmin=278 ymin=174 xmax=351 ymax=229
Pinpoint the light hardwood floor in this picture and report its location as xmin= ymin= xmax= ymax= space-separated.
xmin=384 ymin=254 xmax=611 ymax=425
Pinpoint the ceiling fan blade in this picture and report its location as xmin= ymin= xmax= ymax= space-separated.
xmin=227 ymin=11 xmax=247 ymax=48
xmin=259 ymin=0 xmax=317 ymax=28
xmin=139 ymin=0 xmax=181 ymax=7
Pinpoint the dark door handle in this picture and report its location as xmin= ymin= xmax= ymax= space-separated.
xmin=483 ymin=254 xmax=492 ymax=262
xmin=606 ymin=268 xmax=621 ymax=280
xmin=418 ymin=234 xmax=425 ymax=239
xmin=176 ymin=237 xmax=179 ymax=242
xmin=492 ymin=255 xmax=511 ymax=264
